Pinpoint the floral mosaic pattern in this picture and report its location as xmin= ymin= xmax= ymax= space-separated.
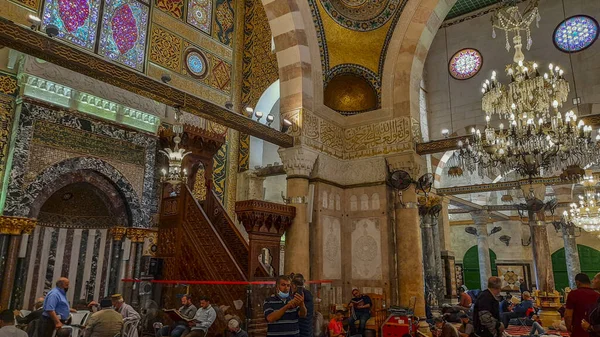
xmin=320 ymin=0 xmax=406 ymax=31
xmin=99 ymin=0 xmax=149 ymax=71
xmin=42 ymin=0 xmax=101 ymax=50
xmin=187 ymin=0 xmax=212 ymax=34
xmin=449 ymin=48 xmax=482 ymax=80
xmin=213 ymin=0 xmax=234 ymax=46
xmin=554 ymin=15 xmax=599 ymax=53
xmin=155 ymin=0 xmax=183 ymax=19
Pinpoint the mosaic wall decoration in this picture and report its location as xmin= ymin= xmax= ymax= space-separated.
xmin=12 ymin=0 xmax=39 ymax=10
xmin=206 ymin=54 xmax=231 ymax=92
xmin=497 ymin=264 xmax=527 ymax=292
xmin=41 ymin=0 xmax=101 ymax=50
xmin=187 ymin=0 xmax=212 ymax=34
xmin=238 ymin=0 xmax=279 ymax=171
xmin=554 ymin=15 xmax=599 ymax=53
xmin=192 ymin=166 xmax=207 ymax=201
xmin=320 ymin=0 xmax=403 ymax=31
xmin=212 ymin=143 xmax=227 ymax=203
xmin=4 ymin=102 xmax=157 ymax=228
xmin=155 ymin=0 xmax=184 ymax=19
xmin=213 ymin=0 xmax=235 ymax=46
xmin=0 ymin=96 xmax=15 ymax=196
xmin=99 ymin=0 xmax=149 ymax=71
xmin=0 ymin=74 xmax=18 ymax=96
xmin=185 ymin=48 xmax=209 ymax=79
xmin=449 ymin=48 xmax=483 ymax=80
xmin=149 ymin=25 xmax=182 ymax=72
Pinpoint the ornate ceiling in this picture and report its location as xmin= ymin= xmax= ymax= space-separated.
xmin=309 ymin=0 xmax=408 ymax=115
xmin=446 ymin=0 xmax=502 ymax=20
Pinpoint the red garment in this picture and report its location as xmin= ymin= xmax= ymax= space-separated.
xmin=566 ymin=287 xmax=600 ymax=337
xmin=328 ymin=318 xmax=344 ymax=337
xmin=460 ymin=293 xmax=472 ymax=308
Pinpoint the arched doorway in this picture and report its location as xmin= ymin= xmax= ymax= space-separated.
xmin=551 ymin=245 xmax=600 ymax=291
xmin=19 ymin=171 xmax=131 ymax=309
xmin=462 ymin=246 xmax=497 ymax=290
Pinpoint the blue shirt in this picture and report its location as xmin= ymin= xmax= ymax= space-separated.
xmin=298 ymin=289 xmax=314 ymax=337
xmin=42 ymin=287 xmax=70 ymax=320
xmin=264 ymin=294 xmax=300 ymax=337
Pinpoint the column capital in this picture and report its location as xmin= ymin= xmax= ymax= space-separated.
xmin=109 ymin=226 xmax=127 ymax=241
xmin=470 ymin=210 xmax=491 ymax=226
xmin=126 ymin=227 xmax=154 ymax=243
xmin=0 ymin=216 xmax=36 ymax=235
xmin=386 ymin=152 xmax=426 ymax=179
xmin=278 ymin=146 xmax=319 ymax=178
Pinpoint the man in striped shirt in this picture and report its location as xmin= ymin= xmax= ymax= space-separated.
xmin=264 ymin=275 xmax=307 ymax=337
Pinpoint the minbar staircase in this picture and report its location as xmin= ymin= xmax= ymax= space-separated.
xmin=158 ymin=184 xmax=293 ymax=337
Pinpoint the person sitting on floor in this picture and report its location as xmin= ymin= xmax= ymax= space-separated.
xmin=457 ymin=287 xmax=473 ymax=312
xmin=458 ymin=313 xmax=474 ymax=337
xmin=501 ymin=291 xmax=534 ymax=328
xmin=433 ymin=316 xmax=459 ymax=337
xmin=529 ymin=315 xmax=545 ymax=336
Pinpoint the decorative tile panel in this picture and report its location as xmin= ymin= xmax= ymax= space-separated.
xmin=99 ymin=0 xmax=149 ymax=71
xmin=149 ymin=25 xmax=183 ymax=72
xmin=155 ymin=0 xmax=183 ymax=20
xmin=213 ymin=0 xmax=234 ymax=47
xmin=186 ymin=0 xmax=212 ymax=34
xmin=212 ymin=143 xmax=227 ymax=203
xmin=41 ymin=0 xmax=101 ymax=50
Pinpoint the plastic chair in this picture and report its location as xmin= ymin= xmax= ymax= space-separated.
xmin=122 ymin=319 xmax=140 ymax=337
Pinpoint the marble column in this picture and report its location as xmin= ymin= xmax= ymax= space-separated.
xmin=431 ymin=212 xmax=444 ymax=304
xmin=439 ymin=197 xmax=456 ymax=301
xmin=393 ymin=187 xmax=426 ymax=317
xmin=0 ymin=216 xmax=35 ymax=309
xmin=560 ymin=223 xmax=580 ymax=289
xmin=108 ymin=227 xmax=126 ymax=296
xmin=278 ymin=147 xmax=318 ymax=277
xmin=421 ymin=209 xmax=438 ymax=311
xmin=471 ymin=211 xmax=492 ymax=290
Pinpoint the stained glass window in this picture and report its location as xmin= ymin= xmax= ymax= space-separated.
xmin=42 ymin=0 xmax=101 ymax=50
xmin=184 ymin=48 xmax=208 ymax=79
xmin=187 ymin=0 xmax=212 ymax=34
xmin=554 ymin=15 xmax=599 ymax=53
xmin=99 ymin=0 xmax=149 ymax=71
xmin=449 ymin=48 xmax=483 ymax=80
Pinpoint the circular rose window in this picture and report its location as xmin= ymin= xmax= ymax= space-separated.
xmin=184 ymin=48 xmax=208 ymax=79
xmin=449 ymin=48 xmax=483 ymax=80
xmin=553 ymin=15 xmax=599 ymax=53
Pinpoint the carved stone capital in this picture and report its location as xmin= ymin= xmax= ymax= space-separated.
xmin=278 ymin=146 xmax=319 ymax=177
xmin=386 ymin=152 xmax=425 ymax=179
xmin=0 ymin=216 xmax=36 ymax=235
xmin=127 ymin=227 xmax=154 ymax=243
xmin=109 ymin=226 xmax=127 ymax=241
xmin=470 ymin=210 xmax=491 ymax=227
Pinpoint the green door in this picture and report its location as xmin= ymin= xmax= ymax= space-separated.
xmin=552 ymin=245 xmax=600 ymax=291
xmin=462 ymin=245 xmax=497 ymax=290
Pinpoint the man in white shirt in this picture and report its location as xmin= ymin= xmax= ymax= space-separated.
xmin=0 ymin=309 xmax=28 ymax=337
xmin=187 ymin=296 xmax=216 ymax=337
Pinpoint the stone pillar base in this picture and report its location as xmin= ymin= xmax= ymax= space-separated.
xmin=418 ymin=320 xmax=432 ymax=337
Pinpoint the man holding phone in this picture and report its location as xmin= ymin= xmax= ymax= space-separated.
xmin=264 ymin=275 xmax=307 ymax=337
xmin=348 ymin=288 xmax=371 ymax=337
xmin=291 ymin=274 xmax=314 ymax=337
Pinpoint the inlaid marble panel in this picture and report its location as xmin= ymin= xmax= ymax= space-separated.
xmin=351 ymin=218 xmax=382 ymax=280
xmin=322 ymin=216 xmax=342 ymax=279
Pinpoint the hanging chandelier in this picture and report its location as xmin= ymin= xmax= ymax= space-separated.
xmin=160 ymin=108 xmax=191 ymax=185
xmin=491 ymin=0 xmax=541 ymax=52
xmin=449 ymin=12 xmax=600 ymax=180
xmin=563 ymin=175 xmax=600 ymax=232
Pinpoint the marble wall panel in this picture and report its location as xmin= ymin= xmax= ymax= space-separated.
xmin=351 ymin=218 xmax=382 ymax=280
xmin=322 ymin=215 xmax=342 ymax=279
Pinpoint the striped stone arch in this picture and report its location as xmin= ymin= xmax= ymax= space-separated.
xmin=261 ymin=0 xmax=314 ymax=114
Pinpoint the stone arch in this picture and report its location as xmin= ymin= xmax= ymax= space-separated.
xmin=260 ymin=0 xmax=316 ymax=114
xmin=16 ymin=157 xmax=143 ymax=227
xmin=383 ymin=0 xmax=458 ymax=117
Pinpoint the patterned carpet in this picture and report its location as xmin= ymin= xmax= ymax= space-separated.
xmin=505 ymin=325 xmax=570 ymax=336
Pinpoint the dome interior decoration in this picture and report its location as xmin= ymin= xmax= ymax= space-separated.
xmin=323 ymin=73 xmax=378 ymax=114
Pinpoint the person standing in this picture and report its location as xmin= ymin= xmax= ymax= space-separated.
xmin=83 ymin=299 xmax=123 ymax=337
xmin=565 ymin=273 xmax=600 ymax=337
xmin=264 ymin=275 xmax=307 ymax=337
xmin=473 ymin=277 xmax=503 ymax=337
xmin=292 ymin=274 xmax=314 ymax=337
xmin=348 ymin=288 xmax=371 ymax=337
xmin=188 ymin=296 xmax=216 ymax=337
xmin=0 ymin=309 xmax=28 ymax=337
xmin=39 ymin=277 xmax=72 ymax=337
xmin=581 ymin=272 xmax=600 ymax=337
xmin=519 ymin=278 xmax=529 ymax=294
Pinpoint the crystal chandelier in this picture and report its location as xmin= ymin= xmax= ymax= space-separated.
xmin=491 ymin=0 xmax=540 ymax=52
xmin=160 ymin=108 xmax=191 ymax=185
xmin=563 ymin=175 xmax=600 ymax=232
xmin=451 ymin=36 xmax=600 ymax=180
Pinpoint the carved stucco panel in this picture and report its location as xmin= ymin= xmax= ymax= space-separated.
xmin=351 ymin=218 xmax=382 ymax=280
xmin=322 ymin=215 xmax=342 ymax=279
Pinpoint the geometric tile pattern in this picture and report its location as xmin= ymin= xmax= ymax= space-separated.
xmin=446 ymin=0 xmax=501 ymax=20
xmin=149 ymin=25 xmax=183 ymax=71
xmin=155 ymin=0 xmax=184 ymax=19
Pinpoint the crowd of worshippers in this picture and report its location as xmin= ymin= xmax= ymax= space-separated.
xmin=434 ymin=272 xmax=600 ymax=337
xmin=0 ymin=277 xmax=141 ymax=337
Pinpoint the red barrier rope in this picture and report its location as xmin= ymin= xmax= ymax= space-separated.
xmin=121 ymin=279 xmax=333 ymax=285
